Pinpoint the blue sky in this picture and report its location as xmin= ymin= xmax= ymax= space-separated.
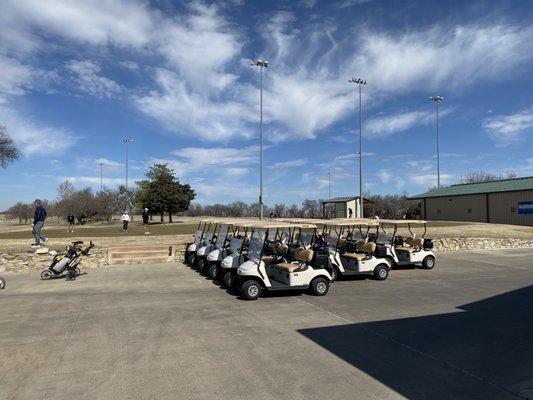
xmin=1 ymin=0 xmax=533 ymax=210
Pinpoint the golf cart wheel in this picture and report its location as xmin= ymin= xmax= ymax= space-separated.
xmin=222 ymin=271 xmax=233 ymax=289
xmin=66 ymin=270 xmax=77 ymax=281
xmin=241 ymin=280 xmax=261 ymax=300
xmin=208 ymin=264 xmax=219 ymax=280
xmin=41 ymin=270 xmax=53 ymax=280
xmin=373 ymin=264 xmax=389 ymax=281
xmin=422 ymin=255 xmax=436 ymax=269
xmin=196 ymin=258 xmax=204 ymax=272
xmin=0 ymin=277 xmax=5 ymax=289
xmin=330 ymin=267 xmax=338 ymax=282
xmin=310 ymin=277 xmax=329 ymax=296
xmin=187 ymin=254 xmax=195 ymax=266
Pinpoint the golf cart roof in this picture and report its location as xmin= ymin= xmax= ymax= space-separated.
xmin=321 ymin=219 xmax=379 ymax=227
xmin=276 ymin=218 xmax=326 ymax=225
xmin=378 ymin=219 xmax=428 ymax=226
xmin=249 ymin=221 xmax=317 ymax=229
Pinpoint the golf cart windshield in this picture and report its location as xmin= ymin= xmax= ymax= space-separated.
xmin=215 ymin=225 xmax=229 ymax=247
xmin=193 ymin=229 xmax=203 ymax=245
xmin=296 ymin=229 xmax=315 ymax=248
xmin=248 ymin=228 xmax=266 ymax=263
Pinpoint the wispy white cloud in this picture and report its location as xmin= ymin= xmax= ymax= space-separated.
xmin=0 ymin=106 xmax=78 ymax=156
xmin=1 ymin=0 xmax=153 ymax=49
xmin=66 ymin=60 xmax=122 ymax=99
xmin=62 ymin=176 xmax=131 ymax=186
xmin=409 ymin=173 xmax=455 ymax=189
xmin=482 ymin=106 xmax=533 ymax=145
xmin=269 ymin=159 xmax=308 ymax=168
xmin=365 ymin=110 xmax=434 ymax=138
xmin=351 ymin=25 xmax=533 ymax=93
xmin=377 ymin=169 xmax=391 ymax=184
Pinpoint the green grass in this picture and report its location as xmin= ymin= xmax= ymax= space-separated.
xmin=0 ymin=222 xmax=197 ymax=240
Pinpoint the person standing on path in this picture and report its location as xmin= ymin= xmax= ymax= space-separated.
xmin=31 ymin=199 xmax=48 ymax=248
xmin=142 ymin=208 xmax=150 ymax=235
xmin=121 ymin=211 xmax=130 ymax=232
xmin=67 ymin=214 xmax=75 ymax=233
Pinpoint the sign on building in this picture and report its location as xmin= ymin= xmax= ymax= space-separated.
xmin=518 ymin=201 xmax=533 ymax=214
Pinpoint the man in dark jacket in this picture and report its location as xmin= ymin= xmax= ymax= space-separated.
xmin=32 ymin=199 xmax=48 ymax=248
xmin=142 ymin=208 xmax=150 ymax=235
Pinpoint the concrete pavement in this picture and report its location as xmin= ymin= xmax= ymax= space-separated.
xmin=1 ymin=248 xmax=532 ymax=399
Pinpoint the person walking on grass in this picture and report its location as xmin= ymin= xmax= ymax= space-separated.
xmin=121 ymin=211 xmax=130 ymax=232
xmin=31 ymin=199 xmax=48 ymax=248
xmin=67 ymin=213 xmax=75 ymax=233
xmin=142 ymin=208 xmax=150 ymax=235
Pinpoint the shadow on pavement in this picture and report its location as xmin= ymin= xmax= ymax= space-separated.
xmin=298 ymin=285 xmax=533 ymax=400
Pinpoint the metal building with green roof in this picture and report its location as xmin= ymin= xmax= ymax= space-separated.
xmin=408 ymin=176 xmax=533 ymax=226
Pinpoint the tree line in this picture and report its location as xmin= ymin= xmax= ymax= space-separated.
xmin=4 ymin=164 xmax=196 ymax=224
xmin=186 ymin=194 xmax=420 ymax=220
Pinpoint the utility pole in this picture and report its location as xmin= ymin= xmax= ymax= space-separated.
xmin=122 ymin=138 xmax=134 ymax=189
xmin=429 ymin=96 xmax=444 ymax=188
xmin=328 ymin=171 xmax=331 ymax=200
xmin=98 ymin=162 xmax=104 ymax=192
xmin=349 ymin=77 xmax=366 ymax=218
xmin=251 ymin=59 xmax=269 ymax=220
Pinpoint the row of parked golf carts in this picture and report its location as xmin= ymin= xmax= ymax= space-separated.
xmin=184 ymin=218 xmax=436 ymax=300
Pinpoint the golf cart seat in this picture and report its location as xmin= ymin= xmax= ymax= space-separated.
xmin=342 ymin=242 xmax=376 ymax=262
xmin=395 ymin=237 xmax=423 ymax=254
xmin=272 ymin=248 xmax=313 ymax=273
xmin=262 ymin=255 xmax=275 ymax=264
xmin=395 ymin=246 xmax=415 ymax=253
xmin=273 ymin=263 xmax=302 ymax=273
xmin=405 ymin=237 xmax=424 ymax=248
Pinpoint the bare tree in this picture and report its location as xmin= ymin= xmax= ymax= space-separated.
xmin=0 ymin=127 xmax=20 ymax=168
xmin=302 ymin=199 xmax=320 ymax=218
xmin=460 ymin=171 xmax=518 ymax=184
xmin=6 ymin=202 xmax=32 ymax=223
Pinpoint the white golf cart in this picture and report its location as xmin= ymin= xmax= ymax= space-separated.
xmin=377 ymin=219 xmax=436 ymax=269
xmin=195 ymin=220 xmax=225 ymax=274
xmin=205 ymin=221 xmax=244 ymax=280
xmin=314 ymin=220 xmax=392 ymax=281
xmin=236 ymin=222 xmax=333 ymax=300
xmin=185 ymin=219 xmax=217 ymax=267
xmin=219 ymin=221 xmax=285 ymax=289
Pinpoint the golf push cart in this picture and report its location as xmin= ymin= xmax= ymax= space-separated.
xmin=377 ymin=219 xmax=436 ymax=269
xmin=236 ymin=222 xmax=333 ymax=300
xmin=41 ymin=241 xmax=94 ymax=281
xmin=314 ymin=220 xmax=392 ymax=281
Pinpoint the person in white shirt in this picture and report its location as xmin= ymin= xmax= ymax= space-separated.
xmin=121 ymin=211 xmax=130 ymax=232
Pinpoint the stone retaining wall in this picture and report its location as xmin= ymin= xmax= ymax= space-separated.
xmin=1 ymin=239 xmax=531 ymax=274
xmin=433 ymin=237 xmax=533 ymax=252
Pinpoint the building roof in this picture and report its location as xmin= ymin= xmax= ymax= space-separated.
xmin=408 ymin=176 xmax=533 ymax=199
xmin=321 ymin=197 xmax=375 ymax=203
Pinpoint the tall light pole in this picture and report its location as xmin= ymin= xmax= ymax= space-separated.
xmin=122 ymin=138 xmax=134 ymax=189
xmin=251 ymin=59 xmax=268 ymax=220
xmin=98 ymin=162 xmax=104 ymax=192
xmin=348 ymin=77 xmax=366 ymax=218
xmin=429 ymin=96 xmax=444 ymax=189
xmin=328 ymin=171 xmax=331 ymax=200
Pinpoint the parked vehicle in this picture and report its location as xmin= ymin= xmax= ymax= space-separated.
xmin=206 ymin=221 xmax=252 ymax=281
xmin=0 ymin=277 xmax=5 ymax=289
xmin=196 ymin=220 xmax=228 ymax=275
xmin=185 ymin=219 xmax=217 ymax=267
xmin=41 ymin=241 xmax=94 ymax=281
xmin=314 ymin=220 xmax=392 ymax=281
xmin=377 ymin=219 xmax=436 ymax=269
xmin=236 ymin=222 xmax=332 ymax=300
